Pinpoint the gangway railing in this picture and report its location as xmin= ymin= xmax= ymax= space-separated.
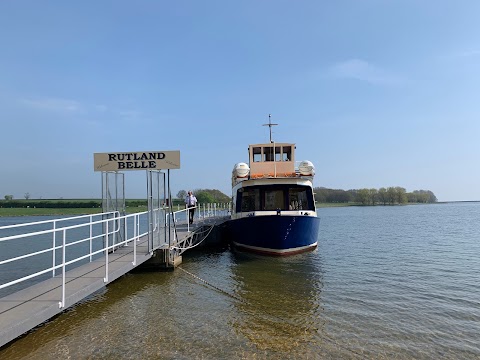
xmin=165 ymin=204 xmax=230 ymax=255
xmin=0 ymin=210 xmax=165 ymax=307
xmin=168 ymin=203 xmax=231 ymax=228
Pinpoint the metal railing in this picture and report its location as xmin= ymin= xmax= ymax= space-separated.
xmin=172 ymin=202 xmax=232 ymax=217
xmin=0 ymin=204 xmax=230 ymax=307
xmin=0 ymin=210 xmax=158 ymax=307
xmin=167 ymin=203 xmax=231 ymax=233
xmin=165 ymin=203 xmax=230 ymax=257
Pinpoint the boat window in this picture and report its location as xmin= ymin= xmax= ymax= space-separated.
xmin=263 ymin=146 xmax=274 ymax=162
xmin=289 ymin=187 xmax=313 ymax=210
xmin=252 ymin=147 xmax=262 ymax=162
xmin=240 ymin=188 xmax=261 ymax=212
xmin=275 ymin=146 xmax=282 ymax=161
xmin=282 ymin=146 xmax=291 ymax=161
xmin=237 ymin=185 xmax=314 ymax=212
xmin=264 ymin=189 xmax=284 ymax=210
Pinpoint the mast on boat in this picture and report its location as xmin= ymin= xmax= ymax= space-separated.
xmin=263 ymin=114 xmax=278 ymax=143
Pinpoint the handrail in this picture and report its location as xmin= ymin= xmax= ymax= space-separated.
xmin=0 ymin=210 xmax=153 ymax=307
xmin=165 ymin=204 xmax=230 ymax=245
xmin=0 ymin=211 xmax=120 ymax=230
xmin=0 ymin=205 xmax=230 ymax=308
xmin=0 ymin=213 xmax=121 ymax=243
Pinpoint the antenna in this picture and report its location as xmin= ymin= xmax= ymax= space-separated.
xmin=262 ymin=114 xmax=278 ymax=143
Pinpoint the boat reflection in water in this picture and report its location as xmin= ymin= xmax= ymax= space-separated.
xmin=228 ymin=249 xmax=326 ymax=354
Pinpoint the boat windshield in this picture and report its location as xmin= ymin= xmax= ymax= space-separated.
xmin=237 ymin=184 xmax=314 ymax=212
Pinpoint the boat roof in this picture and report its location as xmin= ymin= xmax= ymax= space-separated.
xmin=248 ymin=143 xmax=296 ymax=177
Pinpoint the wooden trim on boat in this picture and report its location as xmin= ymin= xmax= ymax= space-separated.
xmin=250 ymin=172 xmax=299 ymax=179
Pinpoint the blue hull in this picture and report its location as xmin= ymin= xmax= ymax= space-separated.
xmin=226 ymin=215 xmax=320 ymax=255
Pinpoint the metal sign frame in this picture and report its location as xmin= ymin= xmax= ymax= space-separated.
xmin=96 ymin=150 xmax=179 ymax=257
xmin=101 ymin=171 xmax=125 ymax=250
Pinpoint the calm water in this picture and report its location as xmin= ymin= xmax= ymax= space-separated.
xmin=1 ymin=203 xmax=480 ymax=359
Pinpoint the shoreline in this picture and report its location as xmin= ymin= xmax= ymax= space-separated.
xmin=1 ymin=201 xmax=478 ymax=217
xmin=0 ymin=207 xmax=148 ymax=218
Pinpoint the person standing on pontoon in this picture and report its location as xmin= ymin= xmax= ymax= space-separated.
xmin=185 ymin=191 xmax=198 ymax=224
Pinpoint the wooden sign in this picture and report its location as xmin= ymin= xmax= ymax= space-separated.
xmin=94 ymin=151 xmax=180 ymax=171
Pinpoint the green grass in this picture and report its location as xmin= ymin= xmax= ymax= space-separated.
xmin=0 ymin=207 xmax=103 ymax=217
xmin=0 ymin=205 xmax=158 ymax=217
xmin=316 ymin=202 xmax=359 ymax=207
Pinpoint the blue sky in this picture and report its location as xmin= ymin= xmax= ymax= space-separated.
xmin=1 ymin=1 xmax=479 ymax=201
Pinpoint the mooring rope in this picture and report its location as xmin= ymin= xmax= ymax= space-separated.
xmin=171 ymin=223 xmax=216 ymax=253
xmin=178 ymin=266 xmax=368 ymax=359
xmin=178 ymin=266 xmax=244 ymax=302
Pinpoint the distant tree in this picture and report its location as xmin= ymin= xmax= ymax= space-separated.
xmin=312 ymin=186 xmax=436 ymax=205
xmin=368 ymin=188 xmax=378 ymax=205
xmin=410 ymin=190 xmax=437 ymax=203
xmin=4 ymin=195 xmax=13 ymax=201
xmin=407 ymin=192 xmax=418 ymax=203
xmin=387 ymin=187 xmax=396 ymax=205
xmin=313 ymin=187 xmax=328 ymax=203
xmin=24 ymin=192 xmax=30 ymax=200
xmin=346 ymin=189 xmax=357 ymax=202
xmin=328 ymin=189 xmax=351 ymax=203
xmin=192 ymin=189 xmax=230 ymax=203
xmin=177 ymin=190 xmax=187 ymax=200
xmin=395 ymin=187 xmax=407 ymax=204
xmin=378 ymin=187 xmax=388 ymax=205
xmin=356 ymin=189 xmax=370 ymax=205
xmin=426 ymin=190 xmax=437 ymax=203
xmin=195 ymin=191 xmax=215 ymax=204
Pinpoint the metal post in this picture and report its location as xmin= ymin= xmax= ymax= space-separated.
xmin=112 ymin=212 xmax=116 ymax=253
xmin=104 ymin=220 xmax=109 ymax=283
xmin=146 ymin=170 xmax=152 ymax=253
xmin=125 ymin=215 xmax=129 ymax=247
xmin=89 ymin=215 xmax=93 ymax=261
xmin=52 ymin=220 xmax=56 ymax=277
xmin=137 ymin=214 xmax=141 ymax=242
xmin=60 ymin=228 xmax=66 ymax=308
xmin=167 ymin=169 xmax=171 ymax=250
xmin=101 ymin=171 xmax=105 ymax=213
xmin=115 ymin=172 xmax=118 ymax=251
xmin=132 ymin=215 xmax=137 ymax=266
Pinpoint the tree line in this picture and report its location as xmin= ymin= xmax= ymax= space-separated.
xmin=1 ymin=189 xmax=232 ymax=209
xmin=2 ymin=187 xmax=436 ymax=208
xmin=314 ymin=187 xmax=437 ymax=205
xmin=176 ymin=189 xmax=230 ymax=204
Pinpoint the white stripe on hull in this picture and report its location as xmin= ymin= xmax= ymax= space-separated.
xmin=232 ymin=241 xmax=317 ymax=255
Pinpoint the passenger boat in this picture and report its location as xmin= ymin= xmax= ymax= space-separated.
xmin=226 ymin=118 xmax=320 ymax=255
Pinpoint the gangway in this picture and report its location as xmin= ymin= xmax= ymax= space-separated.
xmin=0 ymin=205 xmax=229 ymax=348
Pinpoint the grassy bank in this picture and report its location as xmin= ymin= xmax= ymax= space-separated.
xmin=0 ymin=206 xmax=153 ymax=217
xmin=0 ymin=207 xmax=103 ymax=217
xmin=316 ymin=202 xmax=358 ymax=207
